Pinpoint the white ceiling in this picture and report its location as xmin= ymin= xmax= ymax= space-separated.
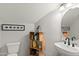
xmin=0 ymin=3 xmax=60 ymax=24
xmin=62 ymin=7 xmax=79 ymax=26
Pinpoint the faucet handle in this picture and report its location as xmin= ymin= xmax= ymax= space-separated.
xmin=71 ymin=36 xmax=76 ymax=41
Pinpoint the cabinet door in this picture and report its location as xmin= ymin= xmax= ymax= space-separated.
xmin=39 ymin=32 xmax=46 ymax=51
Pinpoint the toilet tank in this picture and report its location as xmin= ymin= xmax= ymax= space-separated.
xmin=6 ymin=42 xmax=20 ymax=54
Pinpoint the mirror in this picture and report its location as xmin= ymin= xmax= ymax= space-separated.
xmin=61 ymin=7 xmax=79 ymax=41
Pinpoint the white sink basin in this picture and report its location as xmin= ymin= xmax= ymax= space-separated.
xmin=54 ymin=42 xmax=79 ymax=56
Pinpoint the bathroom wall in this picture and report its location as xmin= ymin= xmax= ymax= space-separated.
xmin=34 ymin=4 xmax=79 ymax=56
xmin=0 ymin=6 xmax=72 ymax=56
xmin=0 ymin=22 xmax=2 ymax=48
xmin=35 ymin=10 xmax=63 ymax=56
xmin=0 ymin=22 xmax=34 ymax=55
xmin=0 ymin=10 xmax=64 ymax=56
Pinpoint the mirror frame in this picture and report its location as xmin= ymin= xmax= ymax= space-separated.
xmin=60 ymin=4 xmax=79 ymax=39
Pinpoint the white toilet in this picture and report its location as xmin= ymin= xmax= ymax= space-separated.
xmin=6 ymin=42 xmax=20 ymax=56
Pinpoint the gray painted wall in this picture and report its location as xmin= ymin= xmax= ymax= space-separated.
xmin=18 ymin=34 xmax=29 ymax=56
xmin=0 ymin=22 xmax=34 ymax=56
xmin=0 ymin=23 xmax=34 ymax=46
xmin=35 ymin=10 xmax=63 ymax=56
xmin=0 ymin=4 xmax=76 ymax=56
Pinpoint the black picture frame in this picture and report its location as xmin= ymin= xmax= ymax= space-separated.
xmin=1 ymin=24 xmax=25 ymax=31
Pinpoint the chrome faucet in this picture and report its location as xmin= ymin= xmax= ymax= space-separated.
xmin=65 ymin=37 xmax=70 ymax=45
xmin=71 ymin=36 xmax=76 ymax=41
xmin=64 ymin=36 xmax=76 ymax=47
xmin=71 ymin=36 xmax=76 ymax=47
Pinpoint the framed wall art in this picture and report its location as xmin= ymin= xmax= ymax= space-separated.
xmin=1 ymin=24 xmax=25 ymax=31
